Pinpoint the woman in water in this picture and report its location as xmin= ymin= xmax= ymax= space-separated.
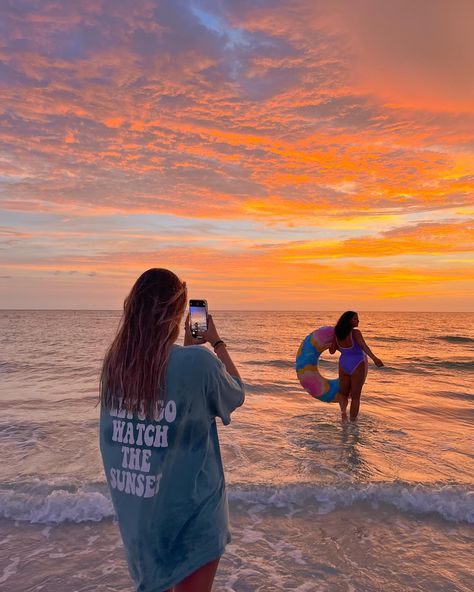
xmin=329 ymin=311 xmax=383 ymax=422
xmin=99 ymin=268 xmax=244 ymax=592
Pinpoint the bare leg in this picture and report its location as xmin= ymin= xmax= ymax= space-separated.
xmin=348 ymin=360 xmax=367 ymax=421
xmin=338 ymin=367 xmax=350 ymax=422
xmin=175 ymin=558 xmax=220 ymax=592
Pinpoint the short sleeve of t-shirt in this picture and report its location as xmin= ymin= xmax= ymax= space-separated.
xmin=202 ymin=351 xmax=245 ymax=425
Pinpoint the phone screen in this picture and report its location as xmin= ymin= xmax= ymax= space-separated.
xmin=189 ymin=300 xmax=208 ymax=338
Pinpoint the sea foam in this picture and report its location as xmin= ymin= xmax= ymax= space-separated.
xmin=1 ymin=481 xmax=472 ymax=525
xmin=0 ymin=488 xmax=114 ymax=524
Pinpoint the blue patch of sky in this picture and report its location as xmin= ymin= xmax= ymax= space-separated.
xmin=403 ymin=208 xmax=470 ymax=224
xmin=190 ymin=4 xmax=223 ymax=34
xmin=1 ymin=208 xmax=392 ymax=244
xmin=82 ymin=212 xmax=359 ymax=242
xmin=1 ymin=210 xmax=63 ymax=228
xmin=189 ymin=4 xmax=250 ymax=82
xmin=11 ymin=202 xmax=466 ymax=245
xmin=190 ymin=3 xmax=248 ymax=48
xmin=0 ymin=174 xmax=31 ymax=184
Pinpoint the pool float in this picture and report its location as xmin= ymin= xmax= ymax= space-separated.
xmin=296 ymin=326 xmax=340 ymax=403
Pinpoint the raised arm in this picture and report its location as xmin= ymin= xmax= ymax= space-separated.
xmin=184 ymin=313 xmax=241 ymax=379
xmin=353 ymin=329 xmax=383 ymax=366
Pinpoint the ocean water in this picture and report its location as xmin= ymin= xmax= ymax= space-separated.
xmin=0 ymin=310 xmax=473 ymax=592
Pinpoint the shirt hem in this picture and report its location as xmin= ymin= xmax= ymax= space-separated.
xmin=147 ymin=544 xmax=227 ymax=592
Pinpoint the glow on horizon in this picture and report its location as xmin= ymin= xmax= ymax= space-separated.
xmin=1 ymin=1 xmax=473 ymax=310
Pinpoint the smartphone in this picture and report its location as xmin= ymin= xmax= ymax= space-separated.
xmin=189 ymin=299 xmax=208 ymax=339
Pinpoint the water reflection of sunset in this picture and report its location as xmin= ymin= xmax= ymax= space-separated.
xmin=1 ymin=2 xmax=473 ymax=310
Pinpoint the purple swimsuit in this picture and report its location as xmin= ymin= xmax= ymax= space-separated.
xmin=337 ymin=331 xmax=367 ymax=375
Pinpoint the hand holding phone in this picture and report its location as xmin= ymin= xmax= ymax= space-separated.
xmin=189 ymin=299 xmax=208 ymax=339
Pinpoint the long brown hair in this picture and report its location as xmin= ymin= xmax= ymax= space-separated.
xmin=335 ymin=310 xmax=357 ymax=340
xmin=100 ymin=268 xmax=187 ymax=418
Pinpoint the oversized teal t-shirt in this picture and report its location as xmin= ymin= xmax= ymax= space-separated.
xmin=99 ymin=344 xmax=245 ymax=592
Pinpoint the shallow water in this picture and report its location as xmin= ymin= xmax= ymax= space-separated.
xmin=0 ymin=311 xmax=473 ymax=591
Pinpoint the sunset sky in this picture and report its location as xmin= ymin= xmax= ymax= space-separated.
xmin=1 ymin=0 xmax=473 ymax=310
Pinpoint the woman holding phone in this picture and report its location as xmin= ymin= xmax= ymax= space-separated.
xmin=329 ymin=311 xmax=383 ymax=422
xmin=99 ymin=268 xmax=244 ymax=592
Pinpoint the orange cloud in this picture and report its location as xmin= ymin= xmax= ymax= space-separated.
xmin=276 ymin=222 xmax=474 ymax=260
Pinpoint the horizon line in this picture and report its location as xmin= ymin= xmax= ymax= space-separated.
xmin=0 ymin=308 xmax=473 ymax=314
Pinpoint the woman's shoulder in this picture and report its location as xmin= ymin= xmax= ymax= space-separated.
xmin=171 ymin=344 xmax=218 ymax=366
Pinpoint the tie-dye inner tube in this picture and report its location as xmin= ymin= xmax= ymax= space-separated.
xmin=296 ymin=326 xmax=340 ymax=403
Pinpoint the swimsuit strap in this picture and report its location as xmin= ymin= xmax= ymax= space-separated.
xmin=337 ymin=331 xmax=357 ymax=351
